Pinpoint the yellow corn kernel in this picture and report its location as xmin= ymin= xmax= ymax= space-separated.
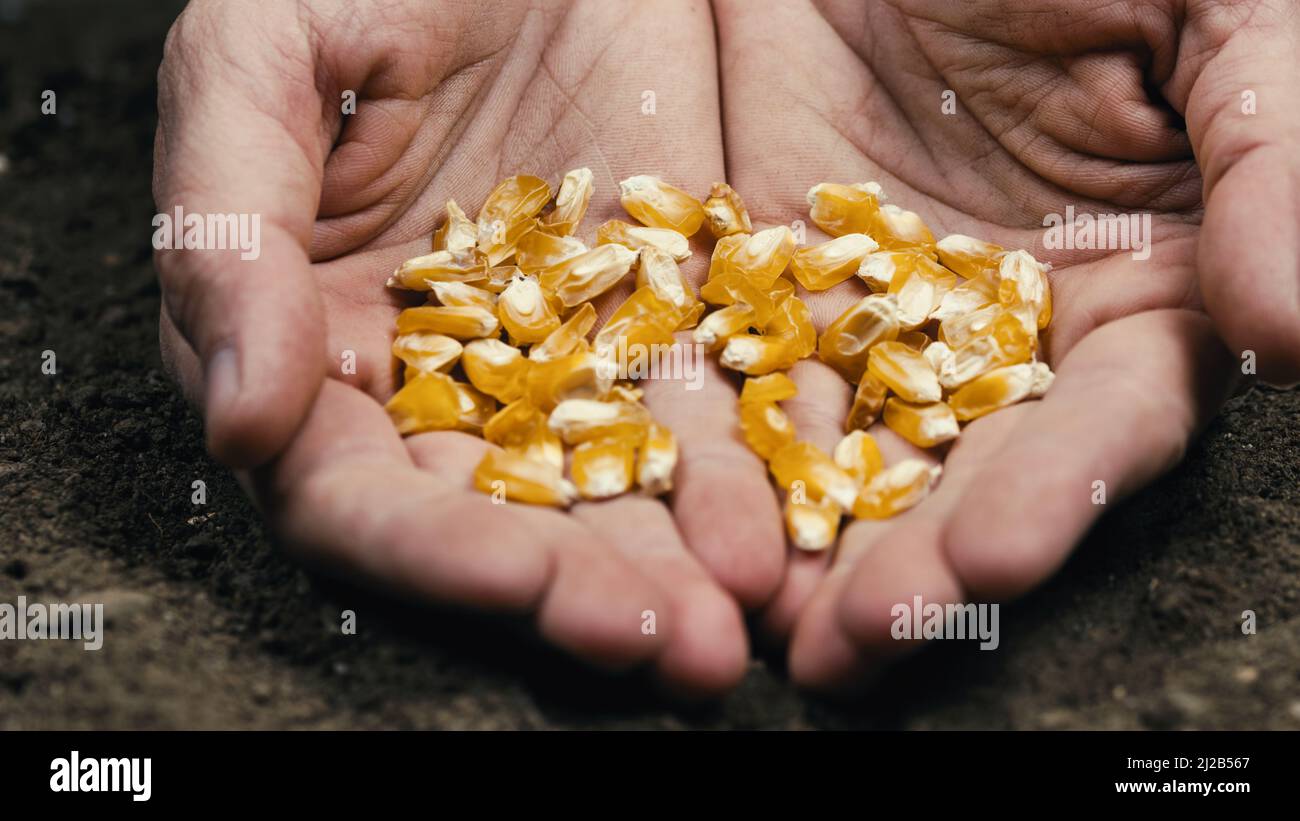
xmin=768 ymin=441 xmax=859 ymax=510
xmin=515 ymin=230 xmax=588 ymax=272
xmin=428 ymin=281 xmax=498 ymax=311
xmin=818 ymin=293 xmax=900 ymax=383
xmin=833 ymin=429 xmax=885 ymax=483
xmin=385 ymin=371 xmax=461 ymax=434
xmin=702 ymin=182 xmax=753 ymax=238
xmin=538 ymin=243 xmax=637 ymax=307
xmin=997 ymin=249 xmax=1052 ymax=332
xmin=845 ymin=372 xmax=888 ymax=431
xmin=473 ymin=448 xmax=576 ymax=507
xmin=497 ymin=274 xmax=560 ymax=344
xmin=938 ymin=311 xmax=1035 ymax=390
xmin=636 ymin=423 xmax=678 ymax=495
xmin=596 ymin=219 xmax=692 ymax=262
xmin=936 ymin=233 xmax=1003 ymax=278
xmin=739 ymin=400 xmax=796 ymax=461
xmin=1029 ymin=361 xmax=1055 ymax=398
xmin=525 ymin=350 xmax=614 ymax=412
xmin=947 ymin=363 xmax=1038 ymax=421
xmin=392 ymin=332 xmax=462 ymax=376
xmin=922 ymin=340 xmax=955 ymax=374
xmin=784 ymin=497 xmax=842 ymax=552
xmin=482 ymin=265 xmax=521 ymax=294
xmin=483 ymin=398 xmax=547 ymax=448
xmin=938 ymin=301 xmax=1002 ymax=349
xmin=571 ymin=436 xmax=637 ymax=500
xmin=709 ymin=226 xmax=796 ymax=288
xmin=858 ymin=249 xmax=934 ymax=293
xmin=618 ymin=175 xmax=706 ymax=236
xmin=720 ymin=334 xmax=798 ymax=375
xmin=432 ymin=199 xmax=478 ymax=261
xmin=388 ymin=250 xmax=487 ymax=291
xmin=789 ymin=233 xmax=879 ymax=291
xmin=395 ymin=305 xmax=500 ymax=340
xmin=476 ymin=175 xmax=551 ymax=264
xmin=806 ymin=182 xmax=881 ymax=237
xmin=699 ymin=271 xmax=779 ymax=325
xmin=510 ymin=425 xmax=564 ymax=472
xmin=692 ymin=302 xmax=757 ymax=352
xmin=593 ymin=287 xmax=682 ymax=357
xmin=635 ymin=246 xmax=701 ymax=320
xmin=530 ymin=302 xmax=596 ymax=363
xmin=931 ymin=269 xmax=999 ymax=324
xmin=765 ymin=296 xmax=817 ymax=359
xmin=896 ymin=330 xmax=931 ymax=351
xmin=548 ymin=399 xmax=652 ymax=445
xmin=768 ymin=276 xmax=796 ymax=304
xmin=609 ymin=383 xmax=645 ymax=403
xmin=883 ymin=398 xmax=960 ymax=448
xmin=739 ymin=372 xmax=798 ymax=404
xmin=852 ymin=459 xmax=941 ymax=519
xmin=872 ymin=203 xmax=937 ymax=255
xmin=461 ymin=338 xmax=530 ymax=403
xmin=543 ymin=167 xmax=593 ymax=236
xmin=888 ymin=253 xmax=959 ymax=330
xmin=453 ymin=381 xmax=497 ymax=434
xmin=868 ymin=341 xmax=942 ymax=403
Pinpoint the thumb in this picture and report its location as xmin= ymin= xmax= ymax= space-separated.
xmin=152 ymin=1 xmax=331 ymax=466
xmin=1182 ymin=0 xmax=1300 ymax=386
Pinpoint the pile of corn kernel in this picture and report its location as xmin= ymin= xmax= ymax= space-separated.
xmin=383 ymin=171 xmax=1053 ymax=551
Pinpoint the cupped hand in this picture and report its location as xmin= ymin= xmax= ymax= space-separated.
xmin=152 ymin=0 xmax=765 ymax=696
xmin=713 ymin=0 xmax=1296 ymax=690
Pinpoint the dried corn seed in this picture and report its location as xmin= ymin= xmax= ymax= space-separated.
xmin=765 ymin=296 xmax=817 ymax=359
xmin=790 ymin=233 xmax=879 ymax=291
xmin=702 ymin=182 xmax=753 ymax=238
xmin=768 ymin=441 xmax=859 ymax=510
xmin=883 ymin=398 xmax=960 ymax=448
xmin=473 ymin=448 xmax=576 ymax=507
xmin=739 ymin=401 xmax=796 ymax=460
xmin=453 ymin=381 xmax=497 ymax=434
xmin=871 ymin=203 xmax=936 ymax=255
xmin=888 ymin=253 xmax=958 ymax=330
xmin=785 ymin=496 xmax=842 ymax=552
xmin=996 ymin=250 xmax=1052 ymax=332
xmin=868 ymin=341 xmax=942 ymax=403
xmin=806 ymin=182 xmax=881 ymax=237
xmin=635 ymin=246 xmax=700 ymax=317
xmin=833 ymin=429 xmax=885 ymax=483
xmin=636 ymin=423 xmax=678 ymax=495
xmin=515 ymin=230 xmax=588 ymax=272
xmin=388 ymin=250 xmax=487 ymax=291
xmin=597 ymin=219 xmax=692 ymax=261
xmin=429 ymin=281 xmax=498 ymax=311
xmin=538 ymin=243 xmax=637 ymax=307
xmin=609 ymin=383 xmax=645 ymax=403
xmin=432 ymin=199 xmax=478 ymax=261
xmin=931 ymin=270 xmax=999 ymax=323
xmin=593 ymin=287 xmax=682 ymax=357
xmin=529 ymin=302 xmax=596 ymax=363
xmin=525 ymin=350 xmax=614 ymax=412
xmin=548 ymin=399 xmax=652 ymax=445
xmin=392 ymin=332 xmax=462 ymax=376
xmin=1029 ymin=361 xmax=1055 ymax=397
xmin=720 ymin=334 xmax=798 ymax=375
xmin=461 ymin=338 xmax=530 ymax=403
xmin=845 ymin=372 xmax=888 ymax=431
xmin=692 ymin=302 xmax=757 ymax=352
xmin=476 ymin=175 xmax=551 ymax=263
xmin=947 ymin=363 xmax=1036 ymax=422
xmin=709 ymin=226 xmax=796 ymax=288
xmin=618 ymin=175 xmax=706 ymax=236
xmin=936 ymin=233 xmax=1003 ymax=278
xmin=938 ymin=311 xmax=1035 ymax=391
xmin=852 ymin=459 xmax=941 ymax=519
xmin=481 ymin=265 xmax=521 ymax=294
xmin=858 ymin=249 xmax=932 ymax=293
xmin=497 ymin=274 xmax=560 ymax=344
xmin=543 ymin=167 xmax=593 ymax=236
xmin=572 ymin=436 xmax=637 ymax=500
xmin=896 ymin=330 xmax=931 ymax=350
xmin=511 ymin=425 xmax=564 ymax=471
xmin=818 ymin=293 xmax=900 ymax=383
xmin=395 ymin=305 xmax=500 ymax=340
xmin=385 ymin=371 xmax=461 ymax=434
xmin=739 ymin=372 xmax=798 ymax=404
xmin=938 ymin=301 xmax=1002 ymax=349
xmin=699 ymin=271 xmax=779 ymax=325
xmin=921 ymin=340 xmax=955 ymax=374
xmin=483 ymin=398 xmax=547 ymax=448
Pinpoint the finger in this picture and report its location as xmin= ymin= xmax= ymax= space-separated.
xmin=153 ymin=2 xmax=332 ymax=466
xmin=259 ymin=379 xmax=672 ymax=672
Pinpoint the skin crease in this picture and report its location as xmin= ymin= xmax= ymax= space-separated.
xmin=154 ymin=0 xmax=1298 ymax=696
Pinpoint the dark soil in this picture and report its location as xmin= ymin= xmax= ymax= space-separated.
xmin=2 ymin=0 xmax=1298 ymax=730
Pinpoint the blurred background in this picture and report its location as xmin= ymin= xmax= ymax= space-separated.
xmin=1 ymin=0 xmax=1298 ymax=729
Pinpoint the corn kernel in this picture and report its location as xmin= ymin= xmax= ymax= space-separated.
xmin=385 ymin=371 xmax=461 ymax=434
xmin=596 ymin=219 xmax=692 ymax=262
xmin=476 ymin=175 xmax=551 ymax=264
xmin=720 ymin=334 xmax=798 ymax=375
xmin=883 ymin=398 xmax=960 ymax=448
xmin=543 ymin=167 xmax=593 ymax=236
xmin=530 ymin=302 xmax=596 ymax=363
xmin=997 ymin=249 xmax=1052 ymax=332
xmin=699 ymin=271 xmax=779 ymax=324
xmin=896 ymin=330 xmax=931 ymax=351
xmin=473 ymin=448 xmax=576 ymax=507
xmin=818 ymin=293 xmax=900 ymax=383
xmin=539 ymin=243 xmax=637 ymax=307
xmin=852 ymin=459 xmax=941 ymax=519
xmin=497 ymin=274 xmax=560 ymax=344
xmin=931 ymin=270 xmax=999 ymax=323
xmin=938 ymin=302 xmax=1002 ymax=349
xmin=453 ymin=381 xmax=497 ymax=434
xmin=593 ymin=287 xmax=682 ymax=356
xmin=833 ymin=429 xmax=884 ymax=482
xmin=515 ymin=230 xmax=588 ymax=272
xmin=936 ymin=233 xmax=1003 ymax=278
xmin=858 ymin=249 xmax=933 ymax=293
xmin=636 ymin=423 xmax=678 ymax=495
xmin=619 ymin=175 xmax=706 ymax=236
xmin=482 ymin=265 xmax=521 ymax=294
xmin=739 ymin=401 xmax=796 ymax=460
xmin=692 ymin=302 xmax=757 ymax=352
xmin=388 ymin=250 xmax=487 ymax=291
xmin=806 ymin=182 xmax=881 ymax=237
xmin=868 ymin=341 xmax=942 ymax=403
xmin=483 ymin=398 xmax=547 ymax=448
xmin=870 ymin=203 xmax=936 ymax=255
xmin=392 ymin=332 xmax=462 ymax=376
xmin=395 ymin=305 xmax=500 ymax=340
xmin=548 ymin=399 xmax=652 ymax=445
xmin=845 ymin=372 xmax=888 ymax=431
xmin=790 ymin=233 xmax=879 ymax=291
xmin=922 ymin=339 xmax=954 ymax=374
xmin=768 ymin=441 xmax=859 ymax=510
xmin=525 ymin=350 xmax=614 ymax=412
xmin=432 ymin=199 xmax=478 ymax=261
xmin=461 ymin=338 xmax=530 ymax=403
xmin=510 ymin=425 xmax=564 ymax=472
xmin=784 ymin=497 xmax=842 ymax=552
xmin=1030 ymin=361 xmax=1055 ymax=397
xmin=709 ymin=226 xmax=795 ymax=288
xmin=739 ymin=372 xmax=798 ymax=404
xmin=888 ymin=253 xmax=958 ymax=330
xmin=938 ymin=311 xmax=1035 ymax=390
xmin=947 ymin=363 xmax=1037 ymax=422
xmin=572 ymin=437 xmax=637 ymax=500
xmin=702 ymin=182 xmax=753 ymax=238
xmin=635 ymin=246 xmax=700 ymax=318
xmin=765 ymin=296 xmax=817 ymax=359
xmin=429 ymin=281 xmax=498 ymax=311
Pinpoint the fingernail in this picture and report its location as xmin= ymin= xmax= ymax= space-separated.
xmin=205 ymin=345 xmax=241 ymax=415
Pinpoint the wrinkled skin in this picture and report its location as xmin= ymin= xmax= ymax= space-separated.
xmin=154 ymin=0 xmax=1299 ymax=696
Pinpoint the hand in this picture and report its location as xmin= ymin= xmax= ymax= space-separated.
xmin=153 ymin=0 xmax=761 ymax=697
xmin=711 ymin=0 xmax=1294 ymax=690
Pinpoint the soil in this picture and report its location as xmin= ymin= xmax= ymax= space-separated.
xmin=2 ymin=0 xmax=1298 ymax=730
